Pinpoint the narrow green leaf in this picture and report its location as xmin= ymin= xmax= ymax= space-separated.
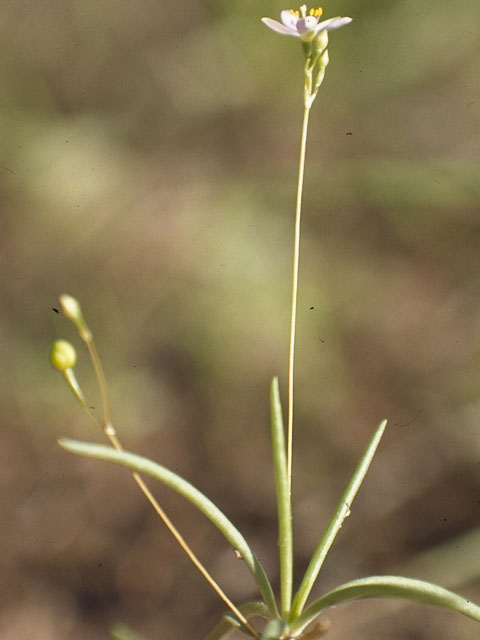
xmin=270 ymin=377 xmax=293 ymax=617
xmin=58 ymin=438 xmax=278 ymax=618
xmin=289 ymin=575 xmax=480 ymax=635
xmin=203 ymin=602 xmax=269 ymax=640
xmin=291 ymin=419 xmax=387 ymax=618
xmin=203 ymin=602 xmax=270 ymax=640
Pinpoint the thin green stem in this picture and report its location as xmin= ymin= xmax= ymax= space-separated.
xmin=58 ymin=437 xmax=278 ymax=621
xmin=62 ymin=368 xmax=100 ymax=427
xmin=84 ymin=335 xmax=116 ymax=438
xmin=287 ymin=103 xmax=311 ymax=495
xmin=270 ymin=377 xmax=293 ymax=617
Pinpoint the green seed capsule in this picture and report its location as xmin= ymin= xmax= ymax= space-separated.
xmin=50 ymin=340 xmax=77 ymax=371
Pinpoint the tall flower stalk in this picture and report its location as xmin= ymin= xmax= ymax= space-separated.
xmin=263 ymin=6 xmax=352 ymax=495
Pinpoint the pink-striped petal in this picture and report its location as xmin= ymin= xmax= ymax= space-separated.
xmin=261 ymin=16 xmax=300 ymax=37
xmin=280 ymin=10 xmax=300 ymax=30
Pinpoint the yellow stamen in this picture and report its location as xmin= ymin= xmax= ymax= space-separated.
xmin=291 ymin=6 xmax=323 ymax=18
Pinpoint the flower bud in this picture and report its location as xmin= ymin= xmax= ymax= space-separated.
xmin=50 ymin=340 xmax=77 ymax=371
xmin=59 ymin=294 xmax=82 ymax=322
xmin=312 ymin=28 xmax=329 ymax=55
xmin=319 ymin=48 xmax=329 ymax=70
xmin=58 ymin=294 xmax=91 ymax=340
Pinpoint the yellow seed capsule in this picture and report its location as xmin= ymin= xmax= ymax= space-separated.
xmin=50 ymin=340 xmax=77 ymax=371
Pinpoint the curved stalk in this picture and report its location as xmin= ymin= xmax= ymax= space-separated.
xmin=58 ymin=296 xmax=261 ymax=634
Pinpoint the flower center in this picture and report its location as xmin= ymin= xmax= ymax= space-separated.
xmin=290 ymin=6 xmax=323 ymax=19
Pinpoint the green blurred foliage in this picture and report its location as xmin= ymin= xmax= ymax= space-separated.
xmin=1 ymin=1 xmax=480 ymax=638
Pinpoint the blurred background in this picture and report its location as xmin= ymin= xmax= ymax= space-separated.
xmin=1 ymin=0 xmax=480 ymax=638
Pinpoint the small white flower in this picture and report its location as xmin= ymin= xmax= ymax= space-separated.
xmin=262 ymin=5 xmax=352 ymax=42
